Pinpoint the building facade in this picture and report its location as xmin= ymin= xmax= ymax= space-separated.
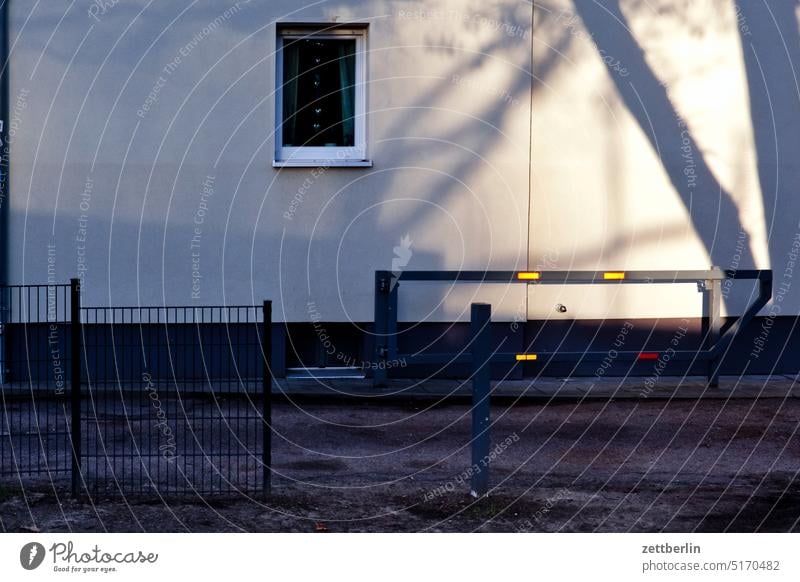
xmin=1 ymin=0 xmax=798 ymax=377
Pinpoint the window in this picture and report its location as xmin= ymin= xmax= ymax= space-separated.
xmin=274 ymin=26 xmax=369 ymax=167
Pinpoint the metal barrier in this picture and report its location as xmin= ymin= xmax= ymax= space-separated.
xmin=374 ymin=268 xmax=773 ymax=386
xmin=375 ymin=269 xmax=772 ymax=496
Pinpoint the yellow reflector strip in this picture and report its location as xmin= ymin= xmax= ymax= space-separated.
xmin=515 ymin=354 xmax=538 ymax=361
xmin=517 ymin=272 xmax=541 ymax=280
xmin=603 ymin=271 xmax=625 ymax=280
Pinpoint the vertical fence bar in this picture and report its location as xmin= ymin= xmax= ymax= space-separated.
xmin=70 ymin=278 xmax=81 ymax=498
xmin=262 ymin=300 xmax=272 ymax=497
xmin=470 ymin=302 xmax=491 ymax=497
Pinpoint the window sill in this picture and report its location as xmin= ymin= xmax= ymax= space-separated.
xmin=272 ymin=159 xmax=373 ymax=168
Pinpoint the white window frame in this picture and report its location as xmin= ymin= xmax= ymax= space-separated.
xmin=274 ymin=26 xmax=370 ymax=167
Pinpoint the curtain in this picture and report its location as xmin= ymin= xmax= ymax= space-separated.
xmin=337 ymin=41 xmax=356 ymax=147
xmin=282 ymin=41 xmax=300 ymax=146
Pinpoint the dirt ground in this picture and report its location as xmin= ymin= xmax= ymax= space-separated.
xmin=2 ymin=397 xmax=800 ymax=532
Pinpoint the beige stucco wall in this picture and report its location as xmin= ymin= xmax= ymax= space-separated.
xmin=8 ymin=0 xmax=531 ymax=322
xmin=530 ymin=0 xmax=799 ymax=320
xmin=7 ymin=0 xmax=799 ymax=323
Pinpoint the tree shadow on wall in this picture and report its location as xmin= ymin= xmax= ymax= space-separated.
xmin=734 ymin=0 xmax=800 ymax=276
xmin=571 ymin=0 xmax=758 ymax=270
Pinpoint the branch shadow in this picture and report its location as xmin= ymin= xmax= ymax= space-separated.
xmin=734 ymin=0 xmax=800 ymax=274
xmin=571 ymin=0 xmax=757 ymax=270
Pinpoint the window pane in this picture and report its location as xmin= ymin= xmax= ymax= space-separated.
xmin=281 ymin=38 xmax=356 ymax=147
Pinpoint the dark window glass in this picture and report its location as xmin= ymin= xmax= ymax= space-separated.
xmin=281 ymin=38 xmax=356 ymax=147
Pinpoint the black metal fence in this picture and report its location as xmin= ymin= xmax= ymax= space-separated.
xmin=1 ymin=280 xmax=272 ymax=498
xmin=0 ymin=284 xmax=73 ymax=481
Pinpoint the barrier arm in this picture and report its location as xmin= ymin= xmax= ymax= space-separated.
xmin=373 ymin=269 xmax=773 ymax=387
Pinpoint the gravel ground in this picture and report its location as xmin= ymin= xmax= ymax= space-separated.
xmin=1 ymin=397 xmax=799 ymax=532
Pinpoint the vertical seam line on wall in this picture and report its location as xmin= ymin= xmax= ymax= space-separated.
xmin=525 ymin=0 xmax=534 ymax=318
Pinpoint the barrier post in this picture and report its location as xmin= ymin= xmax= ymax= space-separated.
xmin=388 ymin=278 xmax=399 ymax=362
xmin=470 ymin=302 xmax=491 ymax=497
xmin=70 ymin=278 xmax=81 ymax=498
xmin=373 ymin=270 xmax=391 ymax=386
xmin=707 ymin=277 xmax=721 ymax=387
xmin=702 ymin=268 xmax=722 ymax=387
xmin=262 ymin=300 xmax=273 ymax=497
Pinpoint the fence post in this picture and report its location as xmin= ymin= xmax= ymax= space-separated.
xmin=262 ymin=300 xmax=272 ymax=497
xmin=470 ymin=302 xmax=491 ymax=497
xmin=70 ymin=278 xmax=81 ymax=498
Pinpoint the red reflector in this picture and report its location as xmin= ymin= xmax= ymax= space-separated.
xmin=638 ymin=352 xmax=659 ymax=360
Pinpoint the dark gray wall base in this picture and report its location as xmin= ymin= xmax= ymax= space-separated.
xmin=283 ymin=315 xmax=800 ymax=379
xmin=3 ymin=316 xmax=797 ymax=384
